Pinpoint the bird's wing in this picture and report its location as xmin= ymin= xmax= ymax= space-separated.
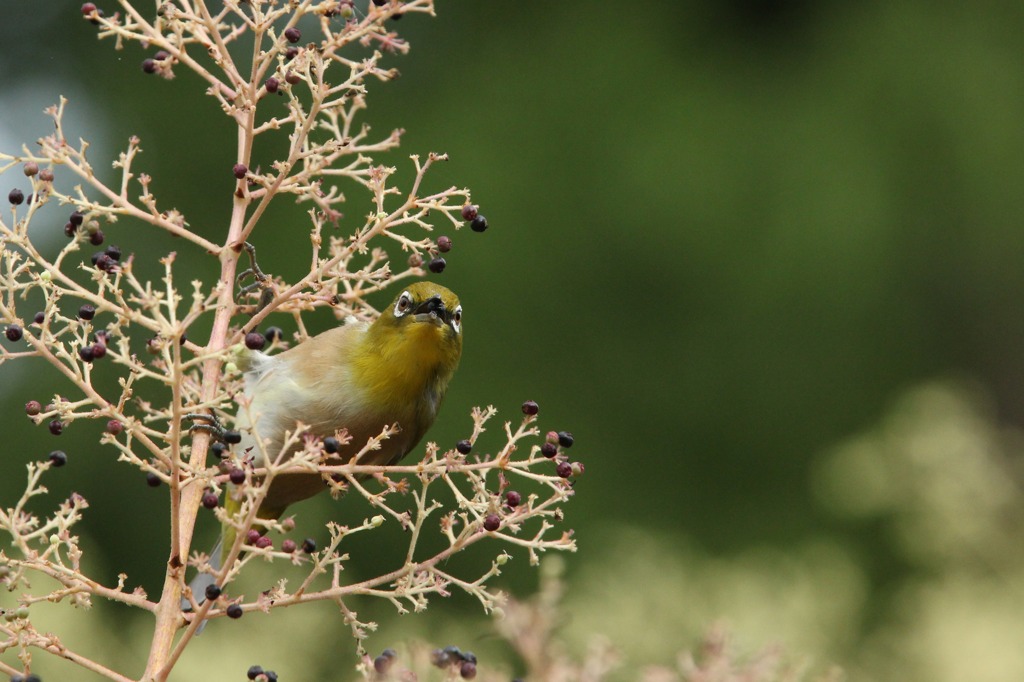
xmin=236 ymin=322 xmax=370 ymax=464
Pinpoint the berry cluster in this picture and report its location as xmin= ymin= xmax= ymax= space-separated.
xmin=373 ymin=648 xmax=398 ymax=674
xmin=246 ymin=664 xmax=278 ymax=681
xmin=140 ymin=50 xmax=172 ymax=76
xmin=452 ymin=400 xmax=580 ymax=538
xmin=241 ymin=324 xmax=288 ymax=351
xmin=521 ymin=401 xmax=583 ymax=480
xmin=426 ymin=203 xmax=490 ymax=275
xmin=431 ymin=645 xmax=478 ymax=679
xmin=91 ymin=244 xmax=122 ymax=273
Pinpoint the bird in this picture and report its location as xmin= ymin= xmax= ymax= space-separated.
xmin=185 ymin=281 xmax=463 ymax=620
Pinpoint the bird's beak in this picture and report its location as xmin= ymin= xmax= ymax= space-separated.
xmin=412 ymin=295 xmax=449 ymax=326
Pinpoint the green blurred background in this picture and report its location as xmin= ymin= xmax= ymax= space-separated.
xmin=4 ymin=2 xmax=1024 ymax=680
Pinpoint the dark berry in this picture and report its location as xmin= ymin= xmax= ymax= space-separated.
xmin=470 ymin=215 xmax=488 ymax=232
xmin=48 ymin=420 xmax=64 ymax=435
xmin=521 ymin=400 xmax=539 ymax=416
xmin=372 ymin=0 xmax=387 ymax=6
xmin=5 ymin=325 xmax=23 ymax=342
xmin=105 ymin=244 xmax=121 ymax=261
xmin=284 ymin=46 xmax=298 ymax=61
xmin=232 ymin=163 xmax=248 ymax=179
xmin=323 ymin=436 xmax=340 ymax=454
xmin=244 ymin=331 xmax=266 ymax=350
xmin=281 ymin=538 xmax=297 ymax=553
xmin=95 ymin=254 xmax=115 ymax=271
xmin=431 ymin=649 xmax=451 ymax=668
xmin=265 ymin=77 xmax=279 ymax=94
xmin=284 ymin=27 xmax=301 ymax=43
xmin=374 ymin=654 xmax=394 ymax=674
xmin=91 ymin=343 xmax=106 ymax=360
xmin=460 ymin=661 xmax=477 ymax=679
xmin=437 ymin=235 xmax=452 ymax=252
xmin=456 ymin=439 xmax=472 ymax=455
xmin=25 ymin=400 xmax=41 ymax=416
xmin=285 ymin=71 xmax=301 ymax=85
xmin=202 ymin=491 xmax=219 ymax=509
xmin=246 ymin=529 xmax=261 ymax=544
xmin=247 ymin=666 xmax=264 ymax=680
xmin=48 ymin=450 xmax=67 ymax=467
xmin=33 ymin=311 xmax=44 ymax=324
xmin=89 ymin=229 xmax=104 ymax=246
xmin=81 ymin=2 xmax=97 ymax=15
xmin=541 ymin=442 xmax=557 ymax=458
xmin=69 ymin=210 xmax=84 ymax=226
xmin=39 ymin=169 xmax=53 ymax=182
xmin=301 ymin=537 xmax=316 ymax=553
xmin=557 ymin=431 xmax=574 ymax=448
xmin=23 ymin=162 xmax=38 ymax=177
xmin=229 ymin=467 xmax=245 ymax=484
xmin=78 ymin=304 xmax=96 ymax=320
xmin=460 ymin=204 xmax=478 ymax=221
xmin=505 ymin=490 xmax=522 ymax=508
xmin=211 ymin=442 xmax=228 ymax=458
xmin=555 ymin=461 xmax=572 ymax=478
xmin=428 ymin=257 xmax=446 ymax=273
xmin=483 ymin=514 xmax=500 ymax=532
xmin=141 ymin=58 xmax=157 ymax=74
xmin=146 ymin=471 xmax=161 ymax=487
xmin=226 ymin=603 xmax=243 ymax=619
xmin=222 ymin=430 xmax=242 ymax=445
xmin=154 ymin=50 xmax=170 ymax=61
xmin=461 ymin=652 xmax=477 ymax=665
xmin=204 ymin=584 xmax=221 ymax=601
xmin=78 ymin=345 xmax=95 ymax=363
xmin=8 ymin=188 xmax=24 ymax=205
xmin=106 ymin=419 xmax=123 ymax=435
xmin=64 ymin=222 xmax=76 ymax=238
xmin=264 ymin=326 xmax=283 ymax=342
xmin=264 ymin=673 xmax=278 ymax=682
xmin=255 ymin=535 xmax=272 ymax=549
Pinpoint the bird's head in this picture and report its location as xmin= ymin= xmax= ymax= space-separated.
xmin=368 ymin=281 xmax=463 ymax=379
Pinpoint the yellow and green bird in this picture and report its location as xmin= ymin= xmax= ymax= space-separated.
xmin=187 ymin=281 xmax=463 ymax=611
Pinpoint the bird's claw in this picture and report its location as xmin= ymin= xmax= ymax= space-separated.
xmin=185 ymin=412 xmax=241 ymax=445
xmin=236 ymin=242 xmax=275 ymax=316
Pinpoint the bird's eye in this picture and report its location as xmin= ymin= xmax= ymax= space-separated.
xmin=394 ymin=291 xmax=413 ymax=317
xmin=451 ymin=305 xmax=463 ymax=332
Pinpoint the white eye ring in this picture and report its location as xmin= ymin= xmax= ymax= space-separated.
xmin=451 ymin=304 xmax=462 ymax=333
xmin=394 ymin=291 xmax=413 ymax=317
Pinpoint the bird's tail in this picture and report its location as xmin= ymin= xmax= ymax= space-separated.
xmin=181 ymin=536 xmax=223 ymax=635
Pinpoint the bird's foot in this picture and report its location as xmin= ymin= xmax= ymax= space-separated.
xmin=236 ymin=242 xmax=275 ymax=316
xmin=185 ymin=412 xmax=241 ymax=445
